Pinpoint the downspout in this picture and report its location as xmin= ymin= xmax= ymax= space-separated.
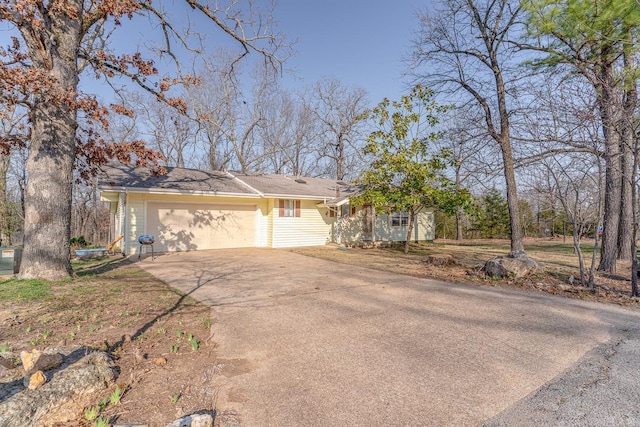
xmin=337 ymin=208 xmax=342 ymax=245
xmin=120 ymin=190 xmax=128 ymax=256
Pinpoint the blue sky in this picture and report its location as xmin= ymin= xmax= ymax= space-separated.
xmin=275 ymin=0 xmax=423 ymax=104
xmin=0 ymin=1 xmax=425 ymax=105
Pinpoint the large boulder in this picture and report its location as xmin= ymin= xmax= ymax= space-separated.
xmin=0 ymin=346 xmax=117 ymax=426
xmin=482 ymin=252 xmax=541 ymax=279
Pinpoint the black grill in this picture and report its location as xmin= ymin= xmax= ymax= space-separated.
xmin=138 ymin=235 xmax=155 ymax=245
xmin=137 ymin=235 xmax=155 ymax=260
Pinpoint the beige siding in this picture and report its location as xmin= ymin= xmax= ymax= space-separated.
xmin=334 ymin=209 xmax=435 ymax=244
xmin=266 ymin=199 xmax=274 ymax=248
xmin=373 ymin=211 xmax=434 ymax=242
xmin=339 ymin=208 xmax=363 ymax=242
xmin=126 ymin=196 xmax=145 ymax=255
xmin=272 ymin=199 xmax=333 ymax=248
xmin=416 ymin=211 xmax=435 ymax=240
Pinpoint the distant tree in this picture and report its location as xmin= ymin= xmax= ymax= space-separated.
xmin=522 ymin=0 xmax=640 ymax=272
xmin=409 ymin=0 xmax=527 ymax=255
xmin=354 ymin=86 xmax=472 ymax=254
xmin=0 ymin=1 xmax=287 ymax=279
xmin=439 ymin=109 xmax=496 ymax=239
xmin=260 ymin=89 xmax=320 ymax=176
xmin=304 ymin=77 xmax=369 ymax=180
xmin=472 ymin=189 xmax=510 ymax=239
xmin=133 ymin=93 xmax=197 ymax=168
xmin=518 ymin=199 xmax=537 ymax=238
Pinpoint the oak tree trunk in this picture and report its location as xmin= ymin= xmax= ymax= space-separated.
xmin=0 ymin=155 xmax=9 ymax=246
xmin=18 ymin=4 xmax=82 ymax=279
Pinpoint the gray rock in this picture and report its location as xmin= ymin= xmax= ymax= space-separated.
xmin=0 ymin=347 xmax=117 ymax=426
xmin=167 ymin=413 xmax=214 ymax=427
xmin=0 ymin=355 xmax=16 ymax=370
xmin=482 ymin=253 xmax=541 ymax=279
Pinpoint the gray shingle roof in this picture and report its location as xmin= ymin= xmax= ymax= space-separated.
xmin=98 ymin=164 xmax=256 ymax=195
xmin=233 ymin=172 xmax=358 ymax=199
xmin=98 ymin=164 xmax=360 ymax=201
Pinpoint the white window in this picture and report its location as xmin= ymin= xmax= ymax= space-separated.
xmin=391 ymin=212 xmax=409 ymax=227
xmin=284 ymin=199 xmax=295 ymax=217
xmin=339 ymin=203 xmax=356 ymax=219
xmin=279 ymin=199 xmax=300 ymax=217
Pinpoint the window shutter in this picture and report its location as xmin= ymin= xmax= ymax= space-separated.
xmin=279 ymin=199 xmax=285 ymax=217
xmin=295 ymin=200 xmax=301 ymax=217
xmin=351 ymin=206 xmax=356 ymax=216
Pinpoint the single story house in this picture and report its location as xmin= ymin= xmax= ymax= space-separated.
xmin=98 ymin=164 xmax=435 ymax=256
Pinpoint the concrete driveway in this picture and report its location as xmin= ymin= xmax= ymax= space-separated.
xmin=139 ymin=248 xmax=640 ymax=426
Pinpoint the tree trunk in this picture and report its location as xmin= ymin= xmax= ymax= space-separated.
xmin=18 ymin=5 xmax=82 ymax=280
xmin=404 ymin=209 xmax=415 ymax=254
xmin=617 ymin=39 xmax=637 ymax=261
xmin=500 ymin=138 xmax=524 ymax=254
xmin=0 ymin=155 xmax=9 ymax=246
xmin=455 ymin=206 xmax=464 ymax=240
xmin=336 ymin=135 xmax=345 ymax=180
xmin=618 ymin=140 xmax=633 ymax=260
xmin=597 ymin=61 xmax=622 ymax=274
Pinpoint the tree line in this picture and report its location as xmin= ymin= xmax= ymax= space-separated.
xmin=0 ymin=0 xmax=638 ymax=292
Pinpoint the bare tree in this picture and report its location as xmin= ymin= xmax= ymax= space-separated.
xmin=439 ymin=108 xmax=496 ymax=239
xmin=522 ymin=0 xmax=639 ymax=272
xmin=260 ymin=88 xmax=320 ymax=175
xmin=304 ymin=77 xmax=369 ymax=180
xmin=0 ymin=109 xmax=28 ymax=246
xmin=538 ymin=155 xmax=602 ymax=287
xmin=0 ymin=1 xmax=288 ymax=279
xmin=189 ymin=52 xmax=277 ymax=172
xmin=409 ymin=0 xmax=528 ymax=255
xmin=132 ymin=93 xmax=198 ymax=168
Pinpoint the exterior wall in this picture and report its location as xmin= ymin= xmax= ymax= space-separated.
xmin=415 ymin=211 xmax=435 ymax=240
xmin=271 ymin=199 xmax=333 ymax=248
xmin=339 ymin=207 xmax=363 ymax=242
xmin=123 ymin=192 xmax=262 ymax=255
xmin=373 ymin=211 xmax=435 ymax=242
xmin=266 ymin=199 xmax=274 ymax=248
xmin=115 ymin=193 xmax=125 ymax=251
xmin=256 ymin=199 xmax=270 ymax=248
xmin=107 ymin=190 xmax=435 ymax=253
xmin=336 ymin=209 xmax=435 ymax=244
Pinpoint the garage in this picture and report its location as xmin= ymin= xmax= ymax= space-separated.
xmin=146 ymin=202 xmax=257 ymax=252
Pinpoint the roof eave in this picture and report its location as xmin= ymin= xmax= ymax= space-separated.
xmin=97 ymin=186 xmax=260 ymax=198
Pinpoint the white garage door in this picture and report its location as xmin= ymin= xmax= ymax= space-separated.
xmin=146 ymin=202 xmax=256 ymax=252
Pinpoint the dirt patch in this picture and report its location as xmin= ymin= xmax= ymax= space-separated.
xmin=0 ymin=257 xmax=225 ymax=425
xmin=293 ymin=238 xmax=640 ymax=309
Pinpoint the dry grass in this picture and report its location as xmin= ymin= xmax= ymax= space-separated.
xmin=292 ymin=237 xmax=640 ymax=309
xmin=0 ymin=257 xmax=219 ymax=425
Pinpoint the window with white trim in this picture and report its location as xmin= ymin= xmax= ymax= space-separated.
xmin=391 ymin=212 xmax=409 ymax=227
xmin=284 ymin=199 xmax=295 ymax=217
xmin=279 ymin=199 xmax=300 ymax=217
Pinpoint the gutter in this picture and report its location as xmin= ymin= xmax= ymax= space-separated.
xmin=97 ymin=185 xmax=261 ymax=199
